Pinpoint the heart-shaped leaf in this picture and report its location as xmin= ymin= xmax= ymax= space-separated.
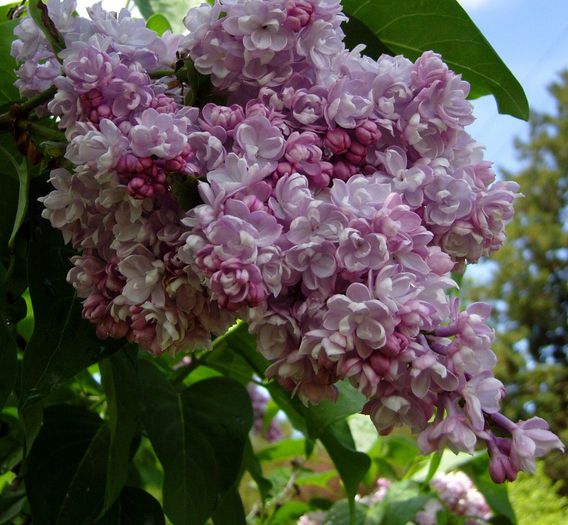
xmin=139 ymin=361 xmax=253 ymax=525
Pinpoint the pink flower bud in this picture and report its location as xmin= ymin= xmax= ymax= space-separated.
xmin=370 ymin=354 xmax=391 ymax=375
xmin=383 ymin=333 xmax=409 ymax=357
xmin=98 ymin=104 xmax=111 ymax=118
xmin=355 ymin=119 xmax=380 ymax=146
xmin=285 ymin=0 xmax=313 ymax=30
xmin=96 ymin=318 xmax=129 ymax=340
xmin=276 ymin=161 xmax=294 ymax=176
xmin=489 ymin=453 xmax=517 ymax=483
xmin=345 ymin=141 xmax=367 ymax=165
xmin=324 ymin=128 xmax=351 ymax=155
xmin=332 ymin=159 xmax=357 ymax=181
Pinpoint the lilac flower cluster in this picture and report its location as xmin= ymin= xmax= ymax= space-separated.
xmin=15 ymin=1 xmax=232 ymax=353
xmin=416 ymin=472 xmax=492 ymax=525
xmin=13 ymin=0 xmax=562 ymax=479
xmin=299 ymin=472 xmax=491 ymax=525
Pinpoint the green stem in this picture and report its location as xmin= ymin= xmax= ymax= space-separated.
xmin=0 ymin=85 xmax=58 ymax=132
xmin=149 ymin=69 xmax=177 ymax=79
xmin=17 ymin=120 xmax=65 ymax=142
xmin=15 ymin=85 xmax=57 ymax=116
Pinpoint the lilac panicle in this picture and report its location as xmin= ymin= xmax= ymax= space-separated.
xmin=22 ymin=0 xmax=560 ymax=479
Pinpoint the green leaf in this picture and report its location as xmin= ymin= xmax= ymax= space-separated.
xmin=17 ymin=288 xmax=35 ymax=341
xmin=0 ymin=487 xmax=26 ymax=524
xmin=95 ymin=487 xmax=165 ymax=525
xmin=146 ymin=13 xmax=172 ymax=36
xmin=381 ymin=480 xmax=432 ymax=525
xmin=264 ymin=382 xmax=309 ymax=437
xmin=320 ymin=420 xmax=370 ymax=509
xmin=370 ymin=435 xmax=421 ymax=468
xmin=28 ymin=0 xmax=64 ymax=54
xmin=213 ymin=322 xmax=268 ymax=377
xmin=212 ymin=490 xmax=246 ymax=525
xmin=256 ymin=438 xmax=306 ymax=462
xmin=305 ymin=381 xmax=366 ymax=438
xmin=139 ymin=361 xmax=253 ymax=525
xmin=20 ymin=207 xmax=121 ymax=411
xmin=132 ymin=0 xmax=153 ymax=19
xmin=343 ymin=16 xmax=391 ymax=60
xmin=271 ymin=501 xmax=311 ymax=525
xmin=0 ymin=321 xmax=17 ymax=409
xmin=342 ymin=0 xmax=529 ymax=120
xmin=99 ymin=347 xmax=140 ymax=514
xmin=296 ymin=469 xmax=336 ymax=489
xmin=0 ymin=146 xmax=30 ymax=250
xmin=212 ymin=322 xmax=370 ymax=506
xmin=24 ymin=405 xmax=110 ymax=525
xmin=325 ymin=499 xmax=368 ymax=525
xmin=0 ymin=413 xmax=24 ymax=473
xmin=243 ymin=439 xmax=272 ymax=502
xmin=0 ymin=135 xmax=25 ymax=266
xmin=422 ymin=452 xmax=443 ymax=485
xmin=202 ymin=324 xmax=255 ymax=385
xmin=132 ymin=0 xmax=189 ymax=33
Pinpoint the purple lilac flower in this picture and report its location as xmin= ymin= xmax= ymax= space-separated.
xmin=24 ymin=0 xmax=561 ymax=480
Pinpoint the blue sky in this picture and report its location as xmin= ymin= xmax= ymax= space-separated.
xmin=459 ymin=0 xmax=568 ymax=172
xmin=457 ymin=0 xmax=568 ymax=282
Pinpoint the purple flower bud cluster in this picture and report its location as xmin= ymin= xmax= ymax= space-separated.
xmin=16 ymin=0 xmax=563 ymax=476
xmin=248 ymin=383 xmax=283 ymax=442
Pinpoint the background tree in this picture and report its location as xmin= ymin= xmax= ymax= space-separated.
xmin=464 ymin=71 xmax=568 ymax=491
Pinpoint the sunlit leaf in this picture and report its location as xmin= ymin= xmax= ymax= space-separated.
xmin=146 ymin=13 xmax=172 ymax=36
xmin=320 ymin=420 xmax=371 ymax=509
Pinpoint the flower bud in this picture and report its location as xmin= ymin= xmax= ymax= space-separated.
xmin=355 ymin=119 xmax=380 ymax=146
xmin=345 ymin=141 xmax=367 ymax=165
xmin=332 ymin=159 xmax=357 ymax=181
xmin=324 ymin=128 xmax=351 ymax=155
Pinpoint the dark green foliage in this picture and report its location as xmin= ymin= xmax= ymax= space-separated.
xmin=99 ymin=348 xmax=141 ymax=511
xmin=95 ymin=487 xmax=165 ymax=525
xmin=139 ymin=361 xmax=253 ymax=524
xmin=20 ymin=206 xmax=121 ymax=412
xmin=24 ymin=405 xmax=110 ymax=525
